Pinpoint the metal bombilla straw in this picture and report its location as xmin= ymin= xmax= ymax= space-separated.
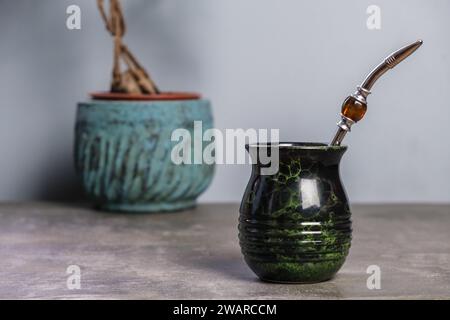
xmin=330 ymin=40 xmax=423 ymax=146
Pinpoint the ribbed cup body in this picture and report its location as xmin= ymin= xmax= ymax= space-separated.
xmin=239 ymin=143 xmax=352 ymax=283
xmin=75 ymin=99 xmax=214 ymax=213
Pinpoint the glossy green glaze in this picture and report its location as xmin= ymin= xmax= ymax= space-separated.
xmin=75 ymin=99 xmax=214 ymax=213
xmin=239 ymin=143 xmax=352 ymax=283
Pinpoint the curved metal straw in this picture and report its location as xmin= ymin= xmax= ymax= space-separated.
xmin=330 ymin=40 xmax=423 ymax=146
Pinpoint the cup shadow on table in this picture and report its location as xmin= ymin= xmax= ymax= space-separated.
xmin=184 ymin=252 xmax=347 ymax=298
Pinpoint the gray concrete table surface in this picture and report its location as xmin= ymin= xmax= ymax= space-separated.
xmin=0 ymin=203 xmax=449 ymax=300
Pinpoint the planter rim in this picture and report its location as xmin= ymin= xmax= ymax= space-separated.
xmin=90 ymin=91 xmax=202 ymax=101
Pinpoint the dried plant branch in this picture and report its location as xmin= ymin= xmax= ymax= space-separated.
xmin=97 ymin=0 xmax=159 ymax=94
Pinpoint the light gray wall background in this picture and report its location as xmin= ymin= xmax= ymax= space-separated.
xmin=0 ymin=0 xmax=449 ymax=203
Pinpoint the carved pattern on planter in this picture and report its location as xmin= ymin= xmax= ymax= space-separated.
xmin=75 ymin=100 xmax=214 ymax=212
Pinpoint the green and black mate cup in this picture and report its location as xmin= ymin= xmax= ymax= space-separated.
xmin=239 ymin=143 xmax=352 ymax=283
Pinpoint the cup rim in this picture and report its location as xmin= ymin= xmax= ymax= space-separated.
xmin=246 ymin=142 xmax=347 ymax=151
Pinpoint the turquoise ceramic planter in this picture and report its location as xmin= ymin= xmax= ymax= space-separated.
xmin=75 ymin=99 xmax=214 ymax=212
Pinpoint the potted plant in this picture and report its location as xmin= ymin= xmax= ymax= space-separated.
xmin=74 ymin=0 xmax=214 ymax=212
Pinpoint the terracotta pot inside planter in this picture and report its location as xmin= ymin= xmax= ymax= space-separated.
xmin=90 ymin=91 xmax=201 ymax=101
